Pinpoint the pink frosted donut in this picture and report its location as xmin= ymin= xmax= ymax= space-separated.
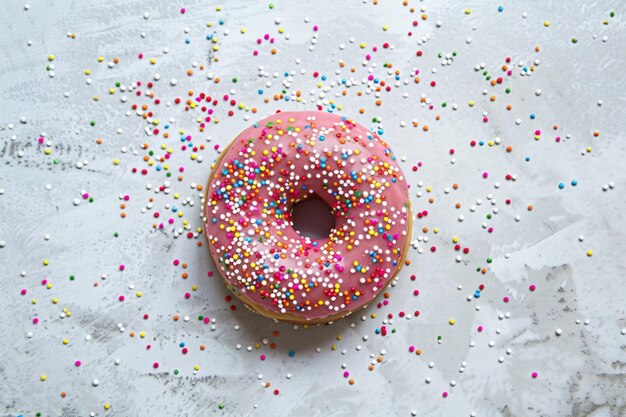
xmin=204 ymin=111 xmax=411 ymax=324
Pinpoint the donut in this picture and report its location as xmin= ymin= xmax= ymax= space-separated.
xmin=204 ymin=111 xmax=411 ymax=324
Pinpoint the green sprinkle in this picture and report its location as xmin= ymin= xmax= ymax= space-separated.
xmin=90 ymin=121 xmax=95 ymax=126
xmin=571 ymin=37 xmax=578 ymax=44
xmin=69 ymin=275 xmax=75 ymax=281
xmin=218 ymin=403 xmax=225 ymax=409
xmin=486 ymin=258 xmax=493 ymax=264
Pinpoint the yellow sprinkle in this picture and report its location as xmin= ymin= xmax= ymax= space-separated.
xmin=40 ymin=375 xmax=47 ymax=381
xmin=586 ymin=250 xmax=593 ymax=257
xmin=449 ymin=319 xmax=455 ymax=325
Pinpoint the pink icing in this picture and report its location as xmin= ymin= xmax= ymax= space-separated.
xmin=205 ymin=111 xmax=410 ymax=321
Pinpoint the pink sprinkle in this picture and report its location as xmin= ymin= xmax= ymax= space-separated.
xmin=118 ymin=295 xmax=125 ymax=302
xmin=260 ymin=355 xmax=266 ymax=361
xmin=408 ymin=345 xmax=415 ymax=352
xmin=313 ymin=25 xmax=318 ymax=31
xmin=477 ymin=325 xmax=483 ymax=332
xmin=343 ymin=371 xmax=350 ymax=377
xmin=153 ymin=362 xmax=159 ymax=368
xmin=20 ymin=289 xmax=27 ymax=295
xmin=173 ymin=259 xmax=180 ymax=266
xmin=442 ymin=391 xmax=449 ymax=398
xmin=180 ymin=8 xmax=186 ymax=14
xmin=483 ymin=172 xmax=489 ymax=178
xmin=184 ymin=292 xmax=191 ymax=299
xmin=532 ymin=372 xmax=538 ymax=379
xmin=75 ymin=360 xmax=81 ymax=367
xmin=33 ymin=317 xmax=39 ymax=324
xmin=413 ymin=290 xmax=419 ymax=296
xmin=529 ymin=284 xmax=536 ymax=291
xmin=119 ymin=264 xmax=125 ymax=271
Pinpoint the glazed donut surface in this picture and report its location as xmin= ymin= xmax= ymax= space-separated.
xmin=205 ymin=111 xmax=411 ymax=323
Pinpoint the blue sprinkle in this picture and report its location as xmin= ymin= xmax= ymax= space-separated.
xmin=571 ymin=180 xmax=578 ymax=186
xmin=558 ymin=182 xmax=565 ymax=189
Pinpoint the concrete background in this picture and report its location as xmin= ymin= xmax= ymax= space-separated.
xmin=0 ymin=0 xmax=625 ymax=416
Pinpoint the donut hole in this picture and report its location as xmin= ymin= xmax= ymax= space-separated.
xmin=291 ymin=195 xmax=335 ymax=240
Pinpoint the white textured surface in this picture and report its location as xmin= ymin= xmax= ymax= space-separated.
xmin=1 ymin=1 xmax=625 ymax=416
